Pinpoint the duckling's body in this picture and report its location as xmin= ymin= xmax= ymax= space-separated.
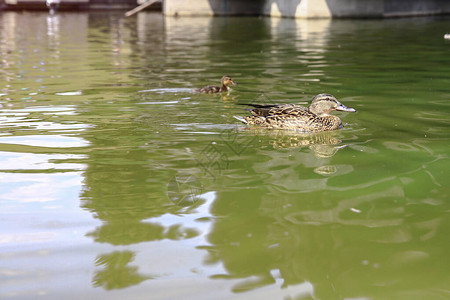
xmin=234 ymin=94 xmax=356 ymax=132
xmin=197 ymin=75 xmax=238 ymax=94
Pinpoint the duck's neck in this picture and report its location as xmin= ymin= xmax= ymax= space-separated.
xmin=309 ymin=103 xmax=320 ymax=115
xmin=219 ymin=84 xmax=230 ymax=92
xmin=309 ymin=104 xmax=333 ymax=116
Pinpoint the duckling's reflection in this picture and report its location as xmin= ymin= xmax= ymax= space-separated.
xmin=220 ymin=94 xmax=238 ymax=103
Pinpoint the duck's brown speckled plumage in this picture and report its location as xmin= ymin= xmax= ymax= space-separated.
xmin=197 ymin=75 xmax=238 ymax=94
xmin=234 ymin=94 xmax=356 ymax=132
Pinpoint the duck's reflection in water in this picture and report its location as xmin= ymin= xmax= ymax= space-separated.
xmin=264 ymin=130 xmax=344 ymax=154
xmin=244 ymin=128 xmax=348 ymax=176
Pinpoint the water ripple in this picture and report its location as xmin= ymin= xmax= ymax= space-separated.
xmin=0 ymin=135 xmax=89 ymax=148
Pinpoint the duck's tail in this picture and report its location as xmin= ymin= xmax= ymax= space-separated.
xmin=233 ymin=115 xmax=247 ymax=124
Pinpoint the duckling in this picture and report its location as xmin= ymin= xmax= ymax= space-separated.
xmin=197 ymin=75 xmax=238 ymax=94
xmin=234 ymin=93 xmax=356 ymax=132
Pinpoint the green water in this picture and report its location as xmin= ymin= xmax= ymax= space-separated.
xmin=0 ymin=11 xmax=449 ymax=300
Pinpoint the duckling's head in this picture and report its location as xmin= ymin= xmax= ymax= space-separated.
xmin=221 ymin=75 xmax=238 ymax=87
xmin=309 ymin=93 xmax=356 ymax=116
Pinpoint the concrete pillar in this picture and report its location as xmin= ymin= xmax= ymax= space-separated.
xmin=163 ymin=0 xmax=265 ymax=17
xmin=383 ymin=0 xmax=450 ymax=17
xmin=263 ymin=0 xmax=332 ymax=18
xmin=164 ymin=0 xmax=450 ymax=18
xmin=325 ymin=0 xmax=383 ymax=18
xmin=164 ymin=0 xmax=214 ymax=16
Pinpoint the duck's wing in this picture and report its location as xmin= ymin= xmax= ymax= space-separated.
xmin=241 ymin=103 xmax=309 ymax=117
xmin=268 ymin=104 xmax=310 ymax=117
xmin=198 ymin=85 xmax=220 ymax=94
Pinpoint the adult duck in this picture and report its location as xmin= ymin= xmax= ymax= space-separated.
xmin=234 ymin=93 xmax=356 ymax=132
xmin=197 ymin=76 xmax=238 ymax=94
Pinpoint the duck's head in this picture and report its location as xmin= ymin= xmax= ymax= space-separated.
xmin=221 ymin=75 xmax=238 ymax=87
xmin=309 ymin=93 xmax=356 ymax=116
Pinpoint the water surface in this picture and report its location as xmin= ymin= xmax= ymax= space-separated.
xmin=0 ymin=12 xmax=449 ymax=300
